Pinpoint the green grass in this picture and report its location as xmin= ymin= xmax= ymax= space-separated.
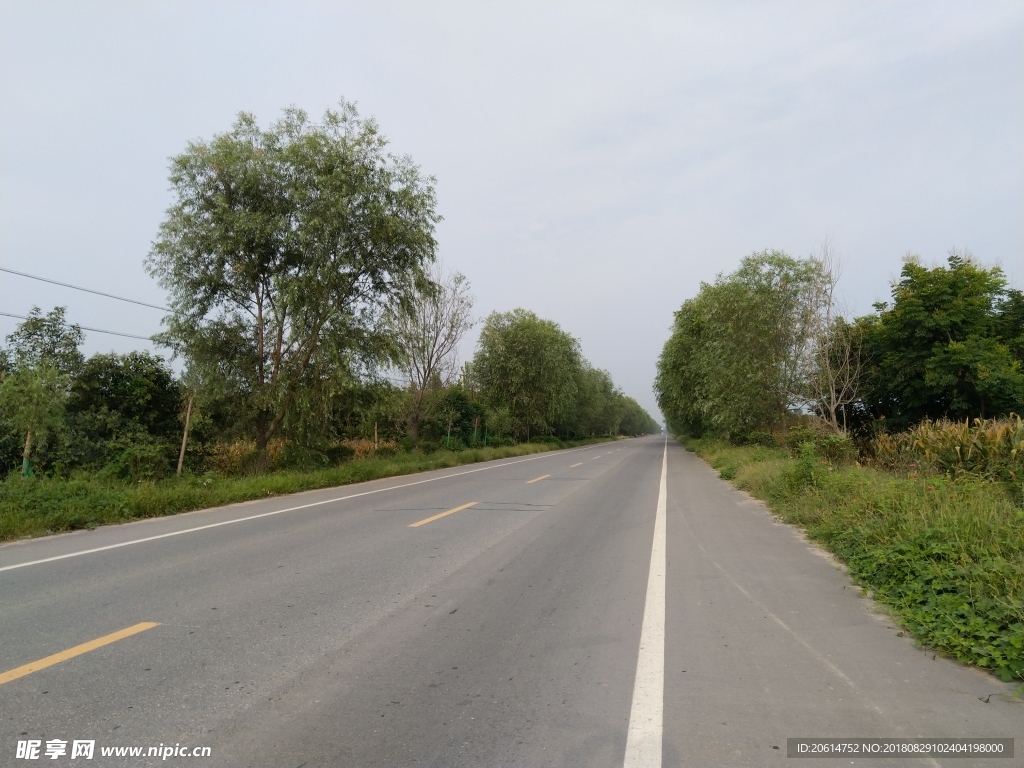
xmin=682 ymin=436 xmax=1024 ymax=682
xmin=0 ymin=439 xmax=615 ymax=543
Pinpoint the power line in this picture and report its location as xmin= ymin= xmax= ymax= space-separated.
xmin=0 ymin=267 xmax=171 ymax=312
xmin=0 ymin=312 xmax=157 ymax=342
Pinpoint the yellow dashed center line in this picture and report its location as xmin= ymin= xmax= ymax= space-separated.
xmin=409 ymin=502 xmax=478 ymax=528
xmin=526 ymin=474 xmax=551 ymax=484
xmin=0 ymin=622 xmax=160 ymax=685
xmin=570 ymin=462 xmax=583 ymax=468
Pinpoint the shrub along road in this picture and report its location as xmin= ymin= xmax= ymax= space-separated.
xmin=0 ymin=438 xmax=1019 ymax=767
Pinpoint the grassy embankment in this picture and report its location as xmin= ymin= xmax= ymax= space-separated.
xmin=681 ymin=429 xmax=1024 ymax=683
xmin=0 ymin=438 xmax=615 ymax=543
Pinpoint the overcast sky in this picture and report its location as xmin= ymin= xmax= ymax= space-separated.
xmin=2 ymin=1 xmax=1021 ymax=420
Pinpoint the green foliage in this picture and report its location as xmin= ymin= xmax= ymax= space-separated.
xmin=816 ymin=433 xmax=857 ymax=465
xmin=618 ymin=396 xmax=660 ymax=435
xmin=529 ymin=435 xmax=565 ymax=448
xmin=859 ymin=253 xmax=1023 ymax=429
xmin=324 ymin=380 xmax=406 ymax=444
xmin=655 ymin=250 xmax=825 ymax=440
xmin=53 ymin=353 xmax=183 ymax=479
xmin=69 ymin=352 xmax=182 ymax=441
xmin=422 ymin=386 xmax=486 ymax=446
xmin=1 ymin=305 xmax=84 ymax=376
xmin=996 ymin=289 xmax=1024 ymax=363
xmin=0 ymin=365 xmax=69 ymax=472
xmin=742 ymin=430 xmax=776 ymax=447
xmin=147 ymin=102 xmax=439 ymax=455
xmin=472 ymin=309 xmax=582 ymax=439
xmin=781 ymin=422 xmax=857 ymax=465
xmin=100 ymin=436 xmax=177 ymax=482
xmin=685 ymin=437 xmax=1024 ymax=682
xmin=472 ymin=309 xmax=658 ymax=440
xmin=0 ymin=306 xmax=85 ymax=474
xmin=578 ymin=389 xmax=657 ymax=438
xmin=0 ymin=347 xmax=185 ymax=480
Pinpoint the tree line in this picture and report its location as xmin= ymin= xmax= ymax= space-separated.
xmin=655 ymin=245 xmax=1024 ymax=443
xmin=0 ymin=103 xmax=657 ymax=479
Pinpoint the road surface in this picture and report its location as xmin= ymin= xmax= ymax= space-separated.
xmin=1 ymin=438 xmax=1019 ymax=767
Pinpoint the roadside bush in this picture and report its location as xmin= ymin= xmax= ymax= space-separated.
xmin=325 ymin=444 xmax=355 ymax=464
xmin=103 ymin=438 xmax=176 ymax=482
xmin=443 ymin=438 xmax=467 ymax=452
xmin=783 ymin=424 xmax=817 ymax=453
xmin=817 ymin=433 xmax=857 ymax=465
xmin=485 ymin=435 xmax=516 ymax=448
xmin=278 ymin=443 xmax=330 ymax=471
xmin=741 ymin=430 xmax=776 ymax=447
xmin=530 ymin=435 xmax=565 ymax=448
xmin=779 ymin=421 xmax=856 ymax=465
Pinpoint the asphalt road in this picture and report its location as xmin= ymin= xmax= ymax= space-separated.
xmin=1 ymin=438 xmax=1020 ymax=767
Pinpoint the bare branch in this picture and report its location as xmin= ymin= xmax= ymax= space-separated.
xmin=385 ymin=262 xmax=475 ymax=439
xmin=802 ymin=237 xmax=863 ymax=433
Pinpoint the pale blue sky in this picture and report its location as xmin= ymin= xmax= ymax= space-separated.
xmin=2 ymin=1 xmax=1021 ymax=419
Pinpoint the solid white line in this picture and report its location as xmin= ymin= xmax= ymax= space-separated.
xmin=0 ymin=445 xmax=606 ymax=573
xmin=623 ymin=436 xmax=667 ymax=768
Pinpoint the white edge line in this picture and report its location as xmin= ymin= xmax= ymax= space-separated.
xmin=1 ymin=443 xmax=617 ymax=573
xmin=623 ymin=435 xmax=668 ymax=768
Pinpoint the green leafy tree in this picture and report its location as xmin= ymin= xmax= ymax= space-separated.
xmin=1 ymin=306 xmax=84 ymax=376
xmin=0 ymin=307 xmax=83 ymax=475
xmin=472 ymin=309 xmax=582 ymax=440
xmin=619 ymin=397 xmax=660 ymax=435
xmin=654 ymin=290 xmax=713 ymax=435
xmin=147 ymin=102 xmax=439 ymax=467
xmin=0 ymin=365 xmax=68 ymax=476
xmin=996 ymin=288 xmax=1024 ymax=365
xmin=422 ymin=386 xmax=486 ymax=447
xmin=655 ymin=251 xmax=825 ymax=439
xmin=568 ymin=366 xmax=622 ymax=437
xmin=326 ymin=380 xmax=406 ymax=442
xmin=69 ymin=352 xmax=182 ymax=440
xmin=859 ymin=253 xmax=1023 ymax=428
xmin=45 ymin=352 xmax=185 ymax=477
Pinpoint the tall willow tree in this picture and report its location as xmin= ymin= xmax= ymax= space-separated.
xmin=147 ymin=103 xmax=439 ymax=465
xmin=472 ymin=309 xmax=582 ymax=440
xmin=655 ymin=251 xmax=826 ymax=439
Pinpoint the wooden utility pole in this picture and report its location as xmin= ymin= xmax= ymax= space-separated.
xmin=177 ymin=394 xmax=194 ymax=477
xmin=21 ymin=429 xmax=32 ymax=477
